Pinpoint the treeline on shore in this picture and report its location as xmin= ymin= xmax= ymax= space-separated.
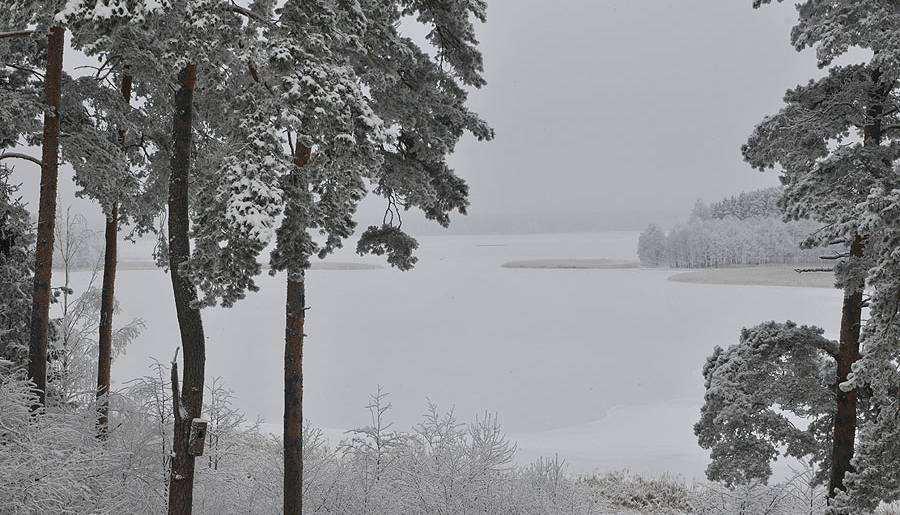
xmin=637 ymin=188 xmax=820 ymax=268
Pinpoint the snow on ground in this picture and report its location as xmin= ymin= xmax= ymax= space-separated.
xmin=62 ymin=231 xmax=842 ymax=479
xmin=501 ymin=258 xmax=640 ymax=269
xmin=668 ymin=265 xmax=834 ymax=288
xmin=510 ymin=398 xmax=709 ymax=477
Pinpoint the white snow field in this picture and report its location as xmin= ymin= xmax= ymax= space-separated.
xmin=64 ymin=231 xmax=841 ymax=481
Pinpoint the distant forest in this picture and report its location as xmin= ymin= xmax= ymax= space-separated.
xmin=637 ymin=187 xmax=820 ymax=268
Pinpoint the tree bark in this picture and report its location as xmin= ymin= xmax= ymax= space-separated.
xmin=28 ymin=26 xmax=65 ymax=407
xmin=828 ymin=234 xmax=865 ymax=498
xmin=827 ymin=67 xmax=885 ymax=498
xmin=97 ymin=72 xmax=132 ymax=437
xmin=167 ymin=64 xmax=206 ymax=515
xmin=284 ymin=145 xmax=311 ymax=515
xmin=96 ymin=203 xmax=117 ymax=434
xmin=284 ymin=270 xmax=305 ymax=515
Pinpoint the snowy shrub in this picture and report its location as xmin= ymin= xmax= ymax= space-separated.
xmin=1 ymin=370 xmax=589 ymax=513
xmin=308 ymin=389 xmax=590 ymax=513
xmin=50 ymin=283 xmax=144 ymax=407
xmin=0 ymin=369 xmax=849 ymax=514
xmin=0 ymin=372 xmax=148 ymax=513
xmin=578 ymin=467 xmax=831 ymax=514
xmin=690 ymin=470 xmax=828 ymax=515
xmin=580 ymin=470 xmax=697 ymax=513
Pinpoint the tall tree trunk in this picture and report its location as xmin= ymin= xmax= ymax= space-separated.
xmin=167 ymin=64 xmax=206 ymax=515
xmin=827 ymin=67 xmax=885 ymax=498
xmin=96 ymin=203 xmax=117 ymax=433
xmin=284 ymin=145 xmax=311 ymax=515
xmin=284 ymin=270 xmax=305 ymax=515
xmin=828 ymin=235 xmax=865 ymax=497
xmin=97 ymin=72 xmax=132 ymax=437
xmin=28 ymin=26 xmax=65 ymax=407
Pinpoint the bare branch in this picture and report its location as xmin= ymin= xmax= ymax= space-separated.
xmin=816 ymin=340 xmax=840 ymax=360
xmin=0 ymin=152 xmax=42 ymax=167
xmin=0 ymin=29 xmax=34 ymax=39
xmin=3 ymin=62 xmax=43 ymax=77
xmin=223 ymin=4 xmax=273 ymax=25
xmin=794 ymin=267 xmax=834 ymax=274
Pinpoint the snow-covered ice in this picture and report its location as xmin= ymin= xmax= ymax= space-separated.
xmin=65 ymin=231 xmax=842 ymax=479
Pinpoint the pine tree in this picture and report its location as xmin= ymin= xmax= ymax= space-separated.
xmin=0 ymin=17 xmax=42 ymax=371
xmin=177 ymin=2 xmax=493 ymax=512
xmin=0 ymin=168 xmax=36 ymax=369
xmin=3 ymin=7 xmax=147 ymax=411
xmin=695 ymin=321 xmax=842 ymax=487
xmin=58 ymin=0 xmax=254 ymax=508
xmin=9 ymin=0 xmax=166 ymax=430
xmin=0 ymin=5 xmax=67 ymax=407
xmin=731 ymin=0 xmax=900 ymax=503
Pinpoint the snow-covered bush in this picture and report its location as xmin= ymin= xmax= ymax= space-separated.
xmin=304 ymin=389 xmax=591 ymax=513
xmin=0 ymin=371 xmax=147 ymax=513
xmin=0 ymin=368 xmax=849 ymax=514
xmin=580 ymin=470 xmax=697 ymax=513
xmin=0 ymin=369 xmax=578 ymax=513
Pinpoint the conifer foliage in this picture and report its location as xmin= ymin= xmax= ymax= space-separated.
xmin=5 ymin=1 xmax=492 ymax=512
xmin=0 ymin=171 xmax=35 ymax=368
xmin=170 ymin=2 xmax=494 ymax=512
xmin=697 ymin=1 xmax=900 ymax=510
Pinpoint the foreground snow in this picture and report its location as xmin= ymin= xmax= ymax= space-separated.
xmin=0 ymin=373 xmax=838 ymax=514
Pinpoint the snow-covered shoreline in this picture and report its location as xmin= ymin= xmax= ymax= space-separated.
xmin=667 ymin=265 xmax=834 ymax=288
xmin=501 ymin=258 xmax=640 ymax=270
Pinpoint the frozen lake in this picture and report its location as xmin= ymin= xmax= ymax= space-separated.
xmin=67 ymin=231 xmax=841 ymax=480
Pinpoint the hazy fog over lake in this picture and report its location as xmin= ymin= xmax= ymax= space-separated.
xmin=69 ymin=232 xmax=842 ymax=478
xmin=10 ymin=1 xmax=846 ymax=234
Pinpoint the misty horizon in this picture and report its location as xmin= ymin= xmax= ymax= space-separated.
xmin=7 ymin=1 xmax=832 ymax=235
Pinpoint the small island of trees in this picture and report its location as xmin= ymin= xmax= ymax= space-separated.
xmin=637 ymin=187 xmax=820 ymax=268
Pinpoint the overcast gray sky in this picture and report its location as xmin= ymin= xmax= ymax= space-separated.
xmin=10 ymin=1 xmax=839 ymax=233
xmin=441 ymin=0 xmax=830 ymax=231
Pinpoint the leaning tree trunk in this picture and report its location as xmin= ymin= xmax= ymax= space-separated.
xmin=28 ymin=26 xmax=65 ymax=407
xmin=827 ymin=68 xmax=886 ymax=498
xmin=97 ymin=72 xmax=132 ymax=437
xmin=284 ymin=145 xmax=311 ymax=515
xmin=167 ymin=64 xmax=206 ymax=515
